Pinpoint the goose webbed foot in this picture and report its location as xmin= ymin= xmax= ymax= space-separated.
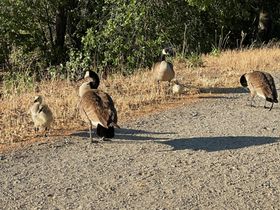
xmin=264 ymin=101 xmax=274 ymax=111
xmin=100 ymin=137 xmax=111 ymax=142
xmin=90 ymin=139 xmax=99 ymax=143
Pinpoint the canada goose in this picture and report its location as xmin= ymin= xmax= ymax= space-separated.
xmin=153 ymin=48 xmax=175 ymax=92
xmin=78 ymin=81 xmax=120 ymax=142
xmin=29 ymin=95 xmax=54 ymax=136
xmin=240 ymin=71 xmax=278 ymax=110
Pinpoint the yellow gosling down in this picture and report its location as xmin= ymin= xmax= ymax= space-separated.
xmin=172 ymin=79 xmax=184 ymax=95
xmin=29 ymin=95 xmax=54 ymax=136
xmin=78 ymin=81 xmax=120 ymax=142
xmin=240 ymin=70 xmax=278 ymax=110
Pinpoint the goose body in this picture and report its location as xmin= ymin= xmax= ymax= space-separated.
xmin=153 ymin=48 xmax=175 ymax=83
xmin=78 ymin=81 xmax=119 ymax=141
xmin=240 ymin=71 xmax=278 ymax=110
xmin=30 ymin=96 xmax=53 ymax=135
xmin=153 ymin=60 xmax=175 ymax=82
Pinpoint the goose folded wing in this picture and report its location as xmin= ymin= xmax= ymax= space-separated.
xmin=81 ymin=91 xmax=112 ymax=128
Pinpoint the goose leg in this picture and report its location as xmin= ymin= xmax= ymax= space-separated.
xmin=250 ymin=97 xmax=255 ymax=107
xmin=44 ymin=127 xmax=48 ymax=137
xmin=250 ymin=93 xmax=256 ymax=107
xmin=89 ymin=123 xmax=93 ymax=142
xmin=269 ymin=102 xmax=274 ymax=111
xmin=168 ymin=81 xmax=172 ymax=95
xmin=34 ymin=127 xmax=39 ymax=133
xmin=264 ymin=100 xmax=273 ymax=110
xmin=264 ymin=100 xmax=270 ymax=109
xmin=88 ymin=123 xmax=98 ymax=143
xmin=157 ymin=81 xmax=160 ymax=94
xmin=34 ymin=127 xmax=39 ymax=137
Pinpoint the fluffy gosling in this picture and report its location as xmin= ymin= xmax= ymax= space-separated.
xmin=29 ymin=95 xmax=54 ymax=136
xmin=172 ymin=79 xmax=184 ymax=95
xmin=78 ymin=81 xmax=120 ymax=142
xmin=240 ymin=71 xmax=278 ymax=110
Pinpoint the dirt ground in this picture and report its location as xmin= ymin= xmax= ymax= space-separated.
xmin=1 ymin=87 xmax=280 ymax=210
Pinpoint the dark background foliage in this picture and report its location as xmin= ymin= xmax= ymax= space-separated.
xmin=1 ymin=0 xmax=280 ymax=78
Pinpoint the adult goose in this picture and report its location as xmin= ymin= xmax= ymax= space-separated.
xmin=78 ymin=80 xmax=120 ymax=142
xmin=240 ymin=71 xmax=278 ymax=110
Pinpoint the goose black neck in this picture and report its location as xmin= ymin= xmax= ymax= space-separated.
xmin=160 ymin=54 xmax=166 ymax=61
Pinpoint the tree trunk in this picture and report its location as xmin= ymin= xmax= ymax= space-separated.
xmin=53 ymin=5 xmax=67 ymax=64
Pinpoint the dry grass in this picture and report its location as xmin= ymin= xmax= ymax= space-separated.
xmin=1 ymin=47 xmax=280 ymax=151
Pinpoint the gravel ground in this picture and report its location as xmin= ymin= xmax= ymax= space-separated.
xmin=1 ymin=88 xmax=280 ymax=210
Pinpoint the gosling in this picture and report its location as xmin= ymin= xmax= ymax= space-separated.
xmin=172 ymin=79 xmax=184 ymax=95
xmin=153 ymin=47 xmax=175 ymax=92
xmin=78 ymin=81 xmax=120 ymax=142
xmin=240 ymin=71 xmax=278 ymax=110
xmin=30 ymin=95 xmax=54 ymax=136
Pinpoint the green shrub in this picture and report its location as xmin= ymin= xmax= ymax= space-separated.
xmin=187 ymin=53 xmax=203 ymax=68
xmin=210 ymin=46 xmax=221 ymax=57
xmin=3 ymin=70 xmax=35 ymax=96
xmin=65 ymin=50 xmax=92 ymax=80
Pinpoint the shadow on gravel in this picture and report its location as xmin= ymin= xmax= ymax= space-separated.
xmin=70 ymin=128 xmax=172 ymax=141
xmin=159 ymin=136 xmax=279 ymax=152
xmin=200 ymin=87 xmax=248 ymax=94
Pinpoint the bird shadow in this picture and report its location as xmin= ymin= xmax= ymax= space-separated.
xmin=70 ymin=127 xmax=173 ymax=141
xmin=199 ymin=87 xmax=248 ymax=94
xmin=158 ymin=136 xmax=279 ymax=152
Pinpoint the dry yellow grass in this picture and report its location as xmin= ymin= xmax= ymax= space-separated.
xmin=1 ymin=47 xmax=280 ymax=151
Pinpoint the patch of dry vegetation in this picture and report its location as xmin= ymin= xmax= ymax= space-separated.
xmin=1 ymin=47 xmax=280 ymax=150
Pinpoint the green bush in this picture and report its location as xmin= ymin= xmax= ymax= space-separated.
xmin=2 ymin=46 xmax=45 ymax=96
xmin=187 ymin=53 xmax=203 ymax=68
xmin=65 ymin=50 xmax=92 ymax=80
xmin=3 ymin=70 xmax=35 ymax=96
xmin=3 ymin=0 xmax=280 ymax=79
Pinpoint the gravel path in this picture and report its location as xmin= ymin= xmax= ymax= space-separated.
xmin=1 ymin=88 xmax=280 ymax=210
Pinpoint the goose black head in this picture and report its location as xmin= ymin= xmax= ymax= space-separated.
xmin=162 ymin=47 xmax=175 ymax=57
xmin=84 ymin=70 xmax=100 ymax=88
xmin=240 ymin=74 xmax=248 ymax=87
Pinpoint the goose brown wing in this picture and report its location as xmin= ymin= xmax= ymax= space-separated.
xmin=95 ymin=90 xmax=118 ymax=126
xmin=248 ymin=71 xmax=271 ymax=94
xmin=263 ymin=72 xmax=278 ymax=100
xmin=248 ymin=71 xmax=265 ymax=88
xmin=80 ymin=90 xmax=118 ymax=128
xmin=38 ymin=104 xmax=48 ymax=113
xmin=168 ymin=62 xmax=173 ymax=70
xmin=38 ymin=104 xmax=53 ymax=118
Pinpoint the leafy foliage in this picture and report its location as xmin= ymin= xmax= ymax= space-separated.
xmin=1 ymin=0 xmax=280 ymax=77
